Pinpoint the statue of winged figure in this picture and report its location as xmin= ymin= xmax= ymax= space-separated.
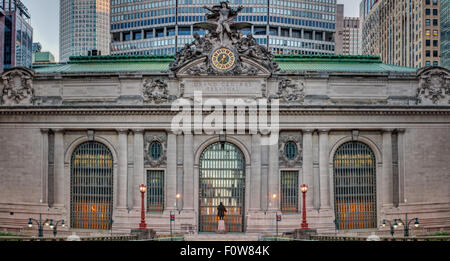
xmin=200 ymin=2 xmax=245 ymax=44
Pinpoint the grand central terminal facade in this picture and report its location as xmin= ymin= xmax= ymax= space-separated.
xmin=1 ymin=7 xmax=450 ymax=236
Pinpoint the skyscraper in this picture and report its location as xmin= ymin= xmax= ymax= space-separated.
xmin=110 ymin=0 xmax=337 ymax=56
xmin=441 ymin=0 xmax=449 ymax=68
xmin=361 ymin=0 xmax=442 ymax=68
xmin=335 ymin=4 xmax=361 ymax=55
xmin=0 ymin=0 xmax=33 ymax=71
xmin=59 ymin=0 xmax=110 ymax=62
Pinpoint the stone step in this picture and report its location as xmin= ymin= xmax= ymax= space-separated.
xmin=185 ymin=233 xmax=260 ymax=241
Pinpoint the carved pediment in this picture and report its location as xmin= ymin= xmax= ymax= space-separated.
xmin=416 ymin=67 xmax=450 ymax=105
xmin=1 ymin=67 xmax=35 ymax=106
xmin=169 ymin=2 xmax=279 ymax=77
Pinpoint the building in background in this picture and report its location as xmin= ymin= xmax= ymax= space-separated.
xmin=335 ymin=4 xmax=343 ymax=54
xmin=32 ymin=42 xmax=55 ymax=64
xmin=59 ymin=0 xmax=110 ymax=63
xmin=0 ymin=0 xmax=33 ymax=71
xmin=442 ymin=0 xmax=449 ymax=69
xmin=361 ymin=0 xmax=442 ymax=68
xmin=110 ymin=0 xmax=337 ymax=56
xmin=336 ymin=4 xmax=361 ymax=55
xmin=32 ymin=42 xmax=41 ymax=53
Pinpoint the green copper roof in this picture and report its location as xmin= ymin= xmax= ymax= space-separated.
xmin=32 ymin=54 xmax=417 ymax=74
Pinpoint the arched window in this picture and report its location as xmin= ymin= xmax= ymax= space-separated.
xmin=333 ymin=141 xmax=377 ymax=230
xmin=70 ymin=141 xmax=113 ymax=230
xmin=199 ymin=142 xmax=245 ymax=232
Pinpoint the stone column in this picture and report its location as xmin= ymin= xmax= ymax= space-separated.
xmin=261 ymin=134 xmax=269 ymax=210
xmin=382 ymin=129 xmax=394 ymax=206
xmin=133 ymin=129 xmax=145 ymax=209
xmin=250 ymin=134 xmax=262 ymax=211
xmin=302 ymin=129 xmax=314 ymax=207
xmin=183 ymin=133 xmax=194 ymax=211
xmin=268 ymin=132 xmax=279 ymax=210
xmin=319 ymin=129 xmax=330 ymax=209
xmin=397 ymin=129 xmax=406 ymax=204
xmin=53 ymin=129 xmax=65 ymax=206
xmin=117 ymin=129 xmax=128 ymax=209
xmin=166 ymin=131 xmax=177 ymax=210
xmin=40 ymin=129 xmax=49 ymax=204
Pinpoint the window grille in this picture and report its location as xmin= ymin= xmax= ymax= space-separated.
xmin=70 ymin=141 xmax=113 ymax=230
xmin=333 ymin=141 xmax=377 ymax=230
xmin=280 ymin=171 xmax=299 ymax=213
xmin=199 ymin=142 xmax=245 ymax=232
xmin=146 ymin=170 xmax=165 ymax=213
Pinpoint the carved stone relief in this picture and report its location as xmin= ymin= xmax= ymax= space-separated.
xmin=142 ymin=78 xmax=175 ymax=104
xmin=270 ymin=78 xmax=305 ymax=103
xmin=169 ymin=3 xmax=279 ymax=76
xmin=1 ymin=68 xmax=35 ymax=106
xmin=416 ymin=67 xmax=450 ymax=105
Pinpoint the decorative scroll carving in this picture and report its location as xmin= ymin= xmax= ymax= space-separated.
xmin=416 ymin=67 xmax=450 ymax=105
xmin=142 ymin=78 xmax=175 ymax=104
xmin=270 ymin=78 xmax=305 ymax=103
xmin=169 ymin=2 xmax=279 ymax=75
xmin=144 ymin=132 xmax=167 ymax=167
xmin=1 ymin=68 xmax=35 ymax=106
xmin=279 ymin=135 xmax=303 ymax=167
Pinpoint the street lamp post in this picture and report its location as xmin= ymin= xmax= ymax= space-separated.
xmin=300 ymin=184 xmax=309 ymax=230
xmin=395 ymin=213 xmax=419 ymax=237
xmin=50 ymin=219 xmax=66 ymax=237
xmin=28 ymin=214 xmax=52 ymax=238
xmin=139 ymin=184 xmax=147 ymax=229
xmin=381 ymin=219 xmax=396 ymax=237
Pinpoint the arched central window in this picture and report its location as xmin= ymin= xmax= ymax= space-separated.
xmin=333 ymin=141 xmax=377 ymax=230
xmin=70 ymin=141 xmax=114 ymax=230
xmin=199 ymin=142 xmax=246 ymax=232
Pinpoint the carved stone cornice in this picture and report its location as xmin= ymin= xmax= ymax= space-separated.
xmin=2 ymin=106 xmax=450 ymax=116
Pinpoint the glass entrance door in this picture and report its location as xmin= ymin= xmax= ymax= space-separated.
xmin=198 ymin=142 xmax=246 ymax=232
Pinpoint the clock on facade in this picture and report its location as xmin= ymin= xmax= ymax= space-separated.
xmin=211 ymin=48 xmax=236 ymax=71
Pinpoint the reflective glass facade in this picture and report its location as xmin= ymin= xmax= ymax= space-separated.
xmin=111 ymin=0 xmax=336 ymax=56
xmin=60 ymin=0 xmax=110 ymax=62
xmin=1 ymin=0 xmax=33 ymax=70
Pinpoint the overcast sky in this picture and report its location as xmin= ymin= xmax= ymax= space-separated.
xmin=22 ymin=0 xmax=360 ymax=62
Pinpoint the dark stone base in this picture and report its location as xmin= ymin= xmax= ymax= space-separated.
xmin=131 ymin=228 xmax=156 ymax=240
xmin=293 ymin=228 xmax=318 ymax=240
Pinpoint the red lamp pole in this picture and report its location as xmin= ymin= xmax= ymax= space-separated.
xmin=300 ymin=184 xmax=309 ymax=230
xmin=139 ymin=184 xmax=147 ymax=229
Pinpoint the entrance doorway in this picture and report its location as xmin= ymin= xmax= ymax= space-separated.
xmin=198 ymin=142 xmax=246 ymax=232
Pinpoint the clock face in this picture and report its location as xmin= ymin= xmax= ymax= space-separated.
xmin=211 ymin=48 xmax=236 ymax=71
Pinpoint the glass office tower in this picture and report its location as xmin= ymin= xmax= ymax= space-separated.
xmin=110 ymin=0 xmax=336 ymax=56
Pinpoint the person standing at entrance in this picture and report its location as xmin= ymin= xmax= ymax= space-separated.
xmin=218 ymin=202 xmax=227 ymax=220
xmin=217 ymin=202 xmax=227 ymax=233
